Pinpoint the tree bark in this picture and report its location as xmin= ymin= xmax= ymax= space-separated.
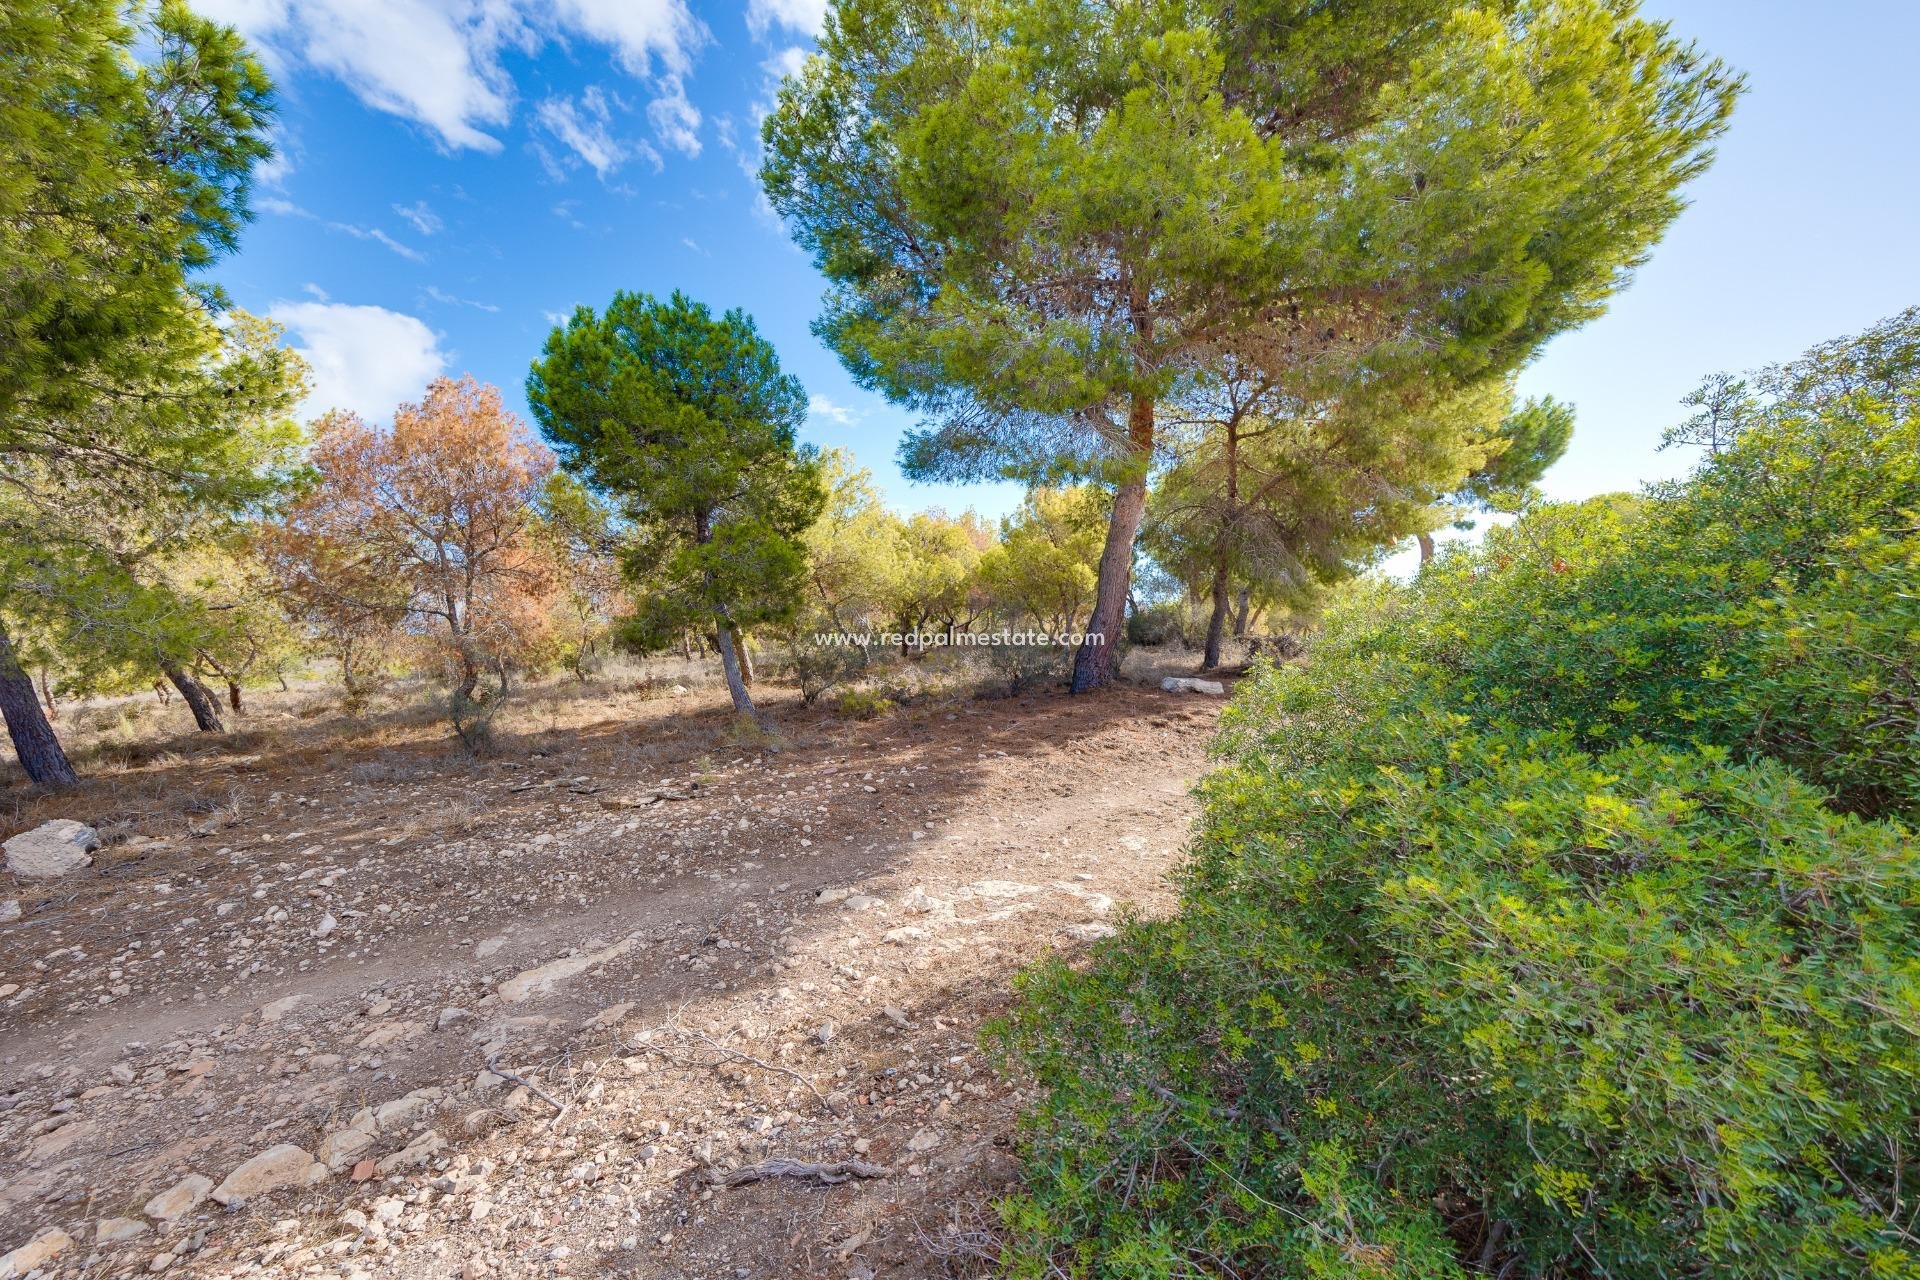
xmin=0 ymin=619 xmax=78 ymax=787
xmin=731 ymin=626 xmax=755 ymax=686
xmin=163 ymin=661 xmax=225 ymax=733
xmin=1202 ymin=559 xmax=1231 ymax=671
xmin=1232 ymin=585 xmax=1251 ymax=635
xmin=695 ymin=509 xmax=759 ymax=719
xmin=1072 ymin=385 xmax=1154 ymax=694
xmin=713 ymin=617 xmax=757 ymax=718
xmin=1417 ymin=531 xmax=1436 ymax=565
xmin=226 ymin=681 xmax=243 ymax=713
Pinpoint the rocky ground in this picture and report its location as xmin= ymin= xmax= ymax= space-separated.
xmin=0 ymin=672 xmax=1223 ymax=1279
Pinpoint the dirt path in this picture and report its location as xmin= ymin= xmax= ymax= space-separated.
xmin=1 ymin=682 xmax=1221 ymax=1278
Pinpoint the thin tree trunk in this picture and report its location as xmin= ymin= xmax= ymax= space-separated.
xmin=1417 ymin=531 xmax=1436 ymax=564
xmin=731 ymin=626 xmax=755 ymax=686
xmin=0 ymin=619 xmax=78 ymax=787
xmin=1232 ymin=585 xmax=1251 ymax=635
xmin=37 ymin=665 xmax=56 ymax=719
xmin=227 ymin=681 xmax=243 ymax=713
xmin=163 ymin=661 xmax=225 ymax=733
xmin=1073 ymin=385 xmax=1154 ymax=694
xmin=695 ymin=509 xmax=758 ymax=719
xmin=713 ymin=617 xmax=756 ymax=717
xmin=1202 ymin=559 xmax=1231 ymax=671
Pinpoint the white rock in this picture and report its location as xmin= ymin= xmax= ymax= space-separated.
xmin=211 ymin=1144 xmax=327 ymax=1205
xmin=0 ymin=1226 xmax=73 ymax=1276
xmin=143 ymin=1174 xmax=213 ymax=1222
xmin=475 ymin=935 xmax=507 ymax=960
xmin=3 ymin=819 xmax=99 ymax=879
xmin=842 ymin=894 xmax=884 ymax=911
xmin=905 ymin=1127 xmax=941 ymax=1153
xmin=96 ymin=1216 xmax=149 ymax=1244
xmin=257 ymin=993 xmax=310 ymax=1023
xmin=0 ymin=899 xmax=19 ymax=923
xmin=1160 ymin=676 xmax=1225 ymax=696
xmin=316 ymin=1127 xmax=374 ymax=1172
xmin=311 ymin=912 xmax=337 ymax=938
xmin=497 ymin=936 xmax=636 ymax=1004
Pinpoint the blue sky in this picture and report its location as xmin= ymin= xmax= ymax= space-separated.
xmin=203 ymin=0 xmax=1920 ymax=538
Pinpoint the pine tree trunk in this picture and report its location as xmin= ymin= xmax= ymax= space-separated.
xmin=1072 ymin=383 xmax=1154 ymax=694
xmin=714 ymin=619 xmax=757 ymax=718
xmin=732 ymin=626 xmax=755 ymax=686
xmin=1418 ymin=531 xmax=1436 ymax=564
xmin=164 ymin=661 xmax=225 ymax=733
xmin=0 ymin=619 xmax=78 ymax=787
xmin=1202 ymin=559 xmax=1231 ymax=671
xmin=695 ymin=509 xmax=758 ymax=719
xmin=227 ymin=681 xmax=243 ymax=713
xmin=1232 ymin=585 xmax=1251 ymax=635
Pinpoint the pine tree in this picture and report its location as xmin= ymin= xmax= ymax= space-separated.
xmin=763 ymin=0 xmax=1741 ymax=691
xmin=0 ymin=0 xmax=276 ymax=783
xmin=527 ymin=292 xmax=826 ymax=721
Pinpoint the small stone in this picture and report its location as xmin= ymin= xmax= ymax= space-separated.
xmin=375 ymin=1129 xmax=445 ymax=1174
xmin=842 ymin=894 xmax=883 ymax=911
xmin=96 ymin=1216 xmax=150 ymax=1244
xmin=905 ymin=1127 xmax=940 ymax=1153
xmin=813 ymin=887 xmax=851 ymax=905
xmin=211 ymin=1144 xmax=327 ymax=1205
xmin=143 ymin=1174 xmax=213 ymax=1222
xmin=0 ymin=899 xmax=19 ymax=923
xmin=316 ymin=1127 xmax=375 ymax=1172
xmin=3 ymin=819 xmax=99 ymax=879
xmin=1160 ymin=676 xmax=1225 ymax=696
xmin=475 ymin=936 xmax=507 ymax=960
xmin=437 ymin=1006 xmax=474 ymax=1030
xmin=311 ymin=912 xmax=337 ymax=938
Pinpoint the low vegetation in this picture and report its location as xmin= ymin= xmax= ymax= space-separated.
xmin=994 ymin=312 xmax=1920 ymax=1277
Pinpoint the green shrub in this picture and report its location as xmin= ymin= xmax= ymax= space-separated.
xmin=995 ymin=311 xmax=1920 ymax=1277
xmin=1126 ymin=601 xmax=1188 ymax=647
xmin=997 ymin=715 xmax=1920 ymax=1278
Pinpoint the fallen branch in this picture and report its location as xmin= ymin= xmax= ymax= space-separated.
xmin=720 ymin=1158 xmax=891 ymax=1187
xmin=674 ymin=1028 xmax=831 ymax=1114
xmin=486 ymin=1058 xmax=565 ymax=1113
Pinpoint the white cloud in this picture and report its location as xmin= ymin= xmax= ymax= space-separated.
xmin=197 ymin=0 xmax=706 ymax=157
xmin=255 ymin=195 xmax=425 ymax=261
xmin=647 ymin=80 xmax=702 ymax=157
xmin=393 ymin=201 xmax=444 ymax=235
xmin=534 ymin=86 xmax=657 ymax=178
xmin=328 ymin=222 xmax=426 ymax=262
xmin=746 ymin=0 xmax=828 ymax=39
xmin=301 ymin=282 xmax=330 ymax=300
xmin=808 ymin=394 xmax=858 ymax=425
xmin=269 ymin=301 xmax=448 ymax=421
xmin=423 ymin=284 xmax=501 ymax=312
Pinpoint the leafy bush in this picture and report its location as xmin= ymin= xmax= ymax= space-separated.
xmin=1125 ymin=600 xmax=1188 ymax=647
xmin=994 ymin=311 xmax=1920 ymax=1278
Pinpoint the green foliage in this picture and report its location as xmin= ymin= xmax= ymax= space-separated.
xmin=1397 ymin=308 xmax=1920 ymax=816
xmin=527 ymin=291 xmax=826 ymax=712
xmin=1124 ymin=600 xmax=1186 ymax=647
xmin=995 ymin=312 xmax=1920 ymax=1278
xmin=765 ymin=0 xmax=1739 ymax=692
xmin=978 ymin=487 xmax=1107 ymax=634
xmin=1 ymin=0 xmax=275 ymax=432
